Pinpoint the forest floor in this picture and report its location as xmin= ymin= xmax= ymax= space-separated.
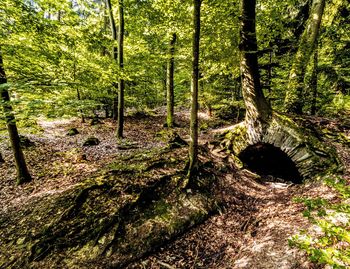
xmin=0 ymin=109 xmax=349 ymax=269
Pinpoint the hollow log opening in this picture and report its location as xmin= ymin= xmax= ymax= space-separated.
xmin=238 ymin=143 xmax=303 ymax=184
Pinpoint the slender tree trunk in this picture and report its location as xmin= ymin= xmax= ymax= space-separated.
xmin=76 ymin=88 xmax=85 ymax=123
xmin=188 ymin=0 xmax=201 ymax=178
xmin=166 ymin=33 xmax=177 ymax=128
xmin=73 ymin=56 xmax=85 ymax=123
xmin=310 ymin=43 xmax=318 ymax=115
xmin=106 ymin=0 xmax=119 ymax=121
xmin=101 ymin=1 xmax=108 ymax=57
xmin=240 ymin=0 xmax=271 ymax=141
xmin=112 ymin=95 xmax=118 ymax=120
xmin=267 ymin=50 xmax=273 ymax=94
xmin=284 ymin=0 xmax=325 ymax=114
xmin=0 ymin=51 xmax=31 ymax=184
xmin=57 ymin=10 xmax=61 ymax=22
xmin=0 ymin=152 xmax=4 ymax=163
xmin=116 ymin=0 xmax=125 ymax=138
xmin=162 ymin=64 xmax=167 ymax=104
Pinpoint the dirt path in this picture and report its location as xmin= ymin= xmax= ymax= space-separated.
xmin=127 ymin=167 xmax=337 ymax=269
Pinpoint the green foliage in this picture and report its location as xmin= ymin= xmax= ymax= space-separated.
xmin=290 ymin=176 xmax=350 ymax=268
xmin=321 ymin=93 xmax=350 ymax=118
xmin=0 ymin=0 xmax=348 ymax=127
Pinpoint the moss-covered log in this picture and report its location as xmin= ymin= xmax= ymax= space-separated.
xmin=0 ymin=148 xmax=216 ymax=269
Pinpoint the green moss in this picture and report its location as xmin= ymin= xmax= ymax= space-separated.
xmin=223 ymin=123 xmax=248 ymax=154
xmin=107 ymin=161 xmax=147 ymax=173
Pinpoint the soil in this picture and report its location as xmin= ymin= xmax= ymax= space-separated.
xmin=0 ymin=109 xmax=349 ymax=269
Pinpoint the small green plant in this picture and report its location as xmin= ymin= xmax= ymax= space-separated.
xmin=290 ymin=176 xmax=350 ymax=268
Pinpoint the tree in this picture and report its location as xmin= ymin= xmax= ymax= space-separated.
xmin=239 ymin=0 xmax=271 ymax=140
xmin=221 ymin=0 xmax=339 ymax=182
xmin=188 ymin=0 xmax=201 ymax=178
xmin=116 ymin=0 xmax=125 ymax=138
xmin=166 ymin=33 xmax=177 ymax=128
xmin=106 ymin=0 xmax=119 ymax=120
xmin=0 ymin=50 xmax=32 ymax=184
xmin=284 ymin=0 xmax=326 ymax=114
xmin=310 ymin=42 xmax=318 ymax=115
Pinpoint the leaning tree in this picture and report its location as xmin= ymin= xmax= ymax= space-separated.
xmin=221 ymin=0 xmax=341 ymax=182
xmin=0 ymin=49 xmax=32 ymax=185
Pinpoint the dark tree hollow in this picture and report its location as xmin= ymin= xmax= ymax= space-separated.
xmin=238 ymin=143 xmax=302 ymax=184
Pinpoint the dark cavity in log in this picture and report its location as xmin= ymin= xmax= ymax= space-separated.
xmin=238 ymin=142 xmax=302 ymax=184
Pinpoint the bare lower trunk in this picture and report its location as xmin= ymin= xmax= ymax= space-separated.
xmin=112 ymin=94 xmax=118 ymax=120
xmin=310 ymin=45 xmax=318 ymax=115
xmin=239 ymin=0 xmax=271 ymax=142
xmin=76 ymin=88 xmax=85 ymax=123
xmin=106 ymin=0 xmax=120 ymax=123
xmin=166 ymin=33 xmax=177 ymax=128
xmin=116 ymin=0 xmax=125 ymax=138
xmin=188 ymin=0 xmax=201 ymax=178
xmin=0 ymin=51 xmax=31 ymax=184
xmin=73 ymin=58 xmax=85 ymax=123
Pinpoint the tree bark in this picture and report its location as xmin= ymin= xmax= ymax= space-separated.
xmin=0 ymin=50 xmax=31 ymax=184
xmin=188 ymin=0 xmax=201 ymax=178
xmin=239 ymin=0 xmax=271 ymax=142
xmin=310 ymin=43 xmax=318 ymax=115
xmin=284 ymin=0 xmax=325 ymax=114
xmin=73 ymin=56 xmax=85 ymax=123
xmin=106 ymin=0 xmax=119 ymax=121
xmin=116 ymin=0 xmax=125 ymax=138
xmin=166 ymin=33 xmax=177 ymax=128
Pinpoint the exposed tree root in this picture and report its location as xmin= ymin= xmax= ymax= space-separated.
xmin=0 ymin=147 xmax=217 ymax=269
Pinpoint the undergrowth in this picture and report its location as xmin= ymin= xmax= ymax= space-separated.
xmin=289 ymin=176 xmax=350 ymax=268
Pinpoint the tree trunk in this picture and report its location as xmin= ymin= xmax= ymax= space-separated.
xmin=73 ymin=57 xmax=85 ymax=123
xmin=0 ymin=152 xmax=4 ymax=163
xmin=239 ymin=0 xmax=271 ymax=142
xmin=106 ymin=0 xmax=119 ymax=121
xmin=284 ymin=0 xmax=325 ymax=114
xmin=310 ymin=43 xmax=318 ymax=115
xmin=112 ymin=94 xmax=118 ymax=120
xmin=101 ymin=0 xmax=108 ymax=57
xmin=116 ymin=0 xmax=125 ymax=139
xmin=188 ymin=0 xmax=201 ymax=178
xmin=166 ymin=33 xmax=177 ymax=128
xmin=0 ymin=50 xmax=31 ymax=184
